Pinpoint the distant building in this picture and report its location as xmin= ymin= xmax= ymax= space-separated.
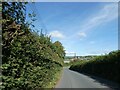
xmin=64 ymin=60 xmax=70 ymax=63
xmin=64 ymin=55 xmax=97 ymax=63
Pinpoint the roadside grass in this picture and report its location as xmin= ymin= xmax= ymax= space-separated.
xmin=45 ymin=67 xmax=63 ymax=88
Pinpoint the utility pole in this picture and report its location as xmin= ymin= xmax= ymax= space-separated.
xmin=74 ymin=53 xmax=76 ymax=59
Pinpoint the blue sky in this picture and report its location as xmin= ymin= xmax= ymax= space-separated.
xmin=26 ymin=2 xmax=118 ymax=56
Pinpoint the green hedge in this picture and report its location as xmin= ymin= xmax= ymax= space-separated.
xmin=1 ymin=2 xmax=65 ymax=90
xmin=69 ymin=50 xmax=120 ymax=84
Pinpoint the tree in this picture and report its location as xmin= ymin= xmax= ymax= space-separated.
xmin=53 ymin=41 xmax=65 ymax=59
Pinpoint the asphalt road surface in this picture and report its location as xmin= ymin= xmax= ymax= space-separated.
xmin=56 ymin=67 xmax=120 ymax=89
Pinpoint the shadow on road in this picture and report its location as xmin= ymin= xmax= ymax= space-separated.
xmin=69 ymin=69 xmax=120 ymax=90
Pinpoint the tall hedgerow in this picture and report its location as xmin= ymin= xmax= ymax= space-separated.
xmin=69 ymin=50 xmax=120 ymax=83
xmin=1 ymin=2 xmax=65 ymax=89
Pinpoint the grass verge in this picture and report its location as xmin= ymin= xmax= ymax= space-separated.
xmin=45 ymin=67 xmax=63 ymax=88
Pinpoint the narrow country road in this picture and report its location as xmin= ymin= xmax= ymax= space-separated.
xmin=55 ymin=67 xmax=120 ymax=89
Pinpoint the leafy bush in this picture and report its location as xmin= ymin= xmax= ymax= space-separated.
xmin=69 ymin=50 xmax=120 ymax=84
xmin=1 ymin=2 xmax=65 ymax=90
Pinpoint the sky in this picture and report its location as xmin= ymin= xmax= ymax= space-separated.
xmin=26 ymin=2 xmax=118 ymax=56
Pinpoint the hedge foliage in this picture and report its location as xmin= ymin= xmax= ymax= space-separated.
xmin=69 ymin=50 xmax=120 ymax=84
xmin=1 ymin=2 xmax=65 ymax=89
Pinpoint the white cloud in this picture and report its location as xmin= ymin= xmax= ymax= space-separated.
xmin=88 ymin=50 xmax=111 ymax=55
xmin=65 ymin=51 xmax=75 ymax=54
xmin=78 ymin=3 xmax=118 ymax=33
xmin=65 ymin=51 xmax=76 ymax=56
xmin=90 ymin=41 xmax=95 ymax=44
xmin=78 ymin=32 xmax=87 ymax=38
xmin=48 ymin=30 xmax=65 ymax=39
